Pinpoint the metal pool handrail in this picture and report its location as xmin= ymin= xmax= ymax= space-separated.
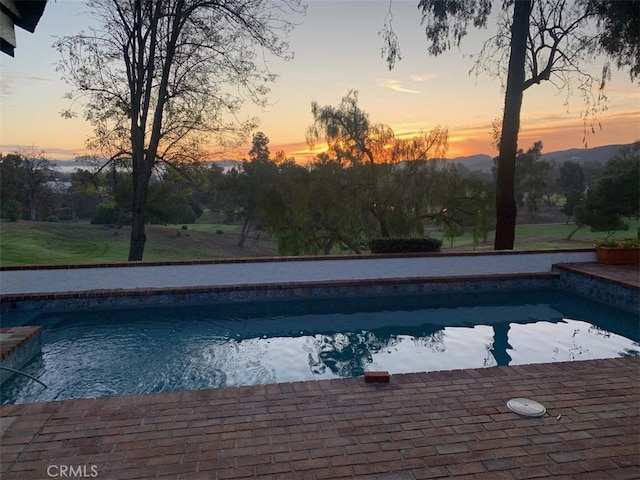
xmin=0 ymin=365 xmax=47 ymax=388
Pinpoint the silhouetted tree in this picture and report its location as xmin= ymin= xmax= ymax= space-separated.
xmin=558 ymin=161 xmax=586 ymax=224
xmin=0 ymin=150 xmax=56 ymax=221
xmin=514 ymin=142 xmax=554 ymax=218
xmin=380 ymin=0 xmax=631 ymax=250
xmin=590 ymin=0 xmax=640 ymax=80
xmin=573 ymin=142 xmax=640 ymax=236
xmin=234 ymin=135 xmax=279 ymax=247
xmin=55 ymin=0 xmax=304 ymax=260
xmin=307 ymin=90 xmax=448 ymax=237
xmin=248 ymin=131 xmax=271 ymax=162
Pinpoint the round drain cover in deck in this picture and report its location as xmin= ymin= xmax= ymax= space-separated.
xmin=507 ymin=398 xmax=546 ymax=417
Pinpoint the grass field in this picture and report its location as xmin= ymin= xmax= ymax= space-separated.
xmin=1 ymin=217 xmax=637 ymax=266
xmin=436 ymin=220 xmax=639 ymax=251
xmin=0 ymin=220 xmax=277 ymax=266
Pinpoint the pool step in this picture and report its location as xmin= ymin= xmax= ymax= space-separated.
xmin=0 ymin=326 xmax=42 ymax=385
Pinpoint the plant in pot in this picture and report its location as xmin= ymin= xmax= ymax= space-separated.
xmin=594 ymin=237 xmax=640 ymax=265
xmin=571 ymin=143 xmax=639 ymax=264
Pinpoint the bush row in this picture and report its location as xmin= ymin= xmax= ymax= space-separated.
xmin=369 ymin=237 xmax=442 ymax=254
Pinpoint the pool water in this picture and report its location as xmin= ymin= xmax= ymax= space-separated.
xmin=2 ymin=289 xmax=638 ymax=404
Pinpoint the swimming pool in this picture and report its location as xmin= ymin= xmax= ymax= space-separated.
xmin=2 ymin=288 xmax=638 ymax=405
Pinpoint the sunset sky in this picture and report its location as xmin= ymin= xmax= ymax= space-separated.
xmin=1 ymin=0 xmax=638 ymax=164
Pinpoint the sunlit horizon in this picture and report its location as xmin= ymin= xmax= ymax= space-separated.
xmin=1 ymin=1 xmax=638 ymax=166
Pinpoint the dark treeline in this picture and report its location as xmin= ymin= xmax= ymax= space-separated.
xmin=1 ymin=99 xmax=638 ymax=255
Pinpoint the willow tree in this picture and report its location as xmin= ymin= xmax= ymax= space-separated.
xmin=381 ymin=0 xmax=635 ymax=249
xmin=55 ymin=0 xmax=304 ymax=260
xmin=307 ymin=90 xmax=448 ymax=237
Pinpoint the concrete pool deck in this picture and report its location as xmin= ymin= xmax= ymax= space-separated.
xmin=1 ymin=357 xmax=638 ymax=479
xmin=0 ymin=250 xmax=597 ymax=296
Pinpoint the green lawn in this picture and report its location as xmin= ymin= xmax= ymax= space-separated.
xmin=0 ymin=220 xmax=277 ymax=266
xmin=0 ymin=223 xmax=129 ymax=264
xmin=436 ymin=219 xmax=639 ymax=251
xmin=1 ymin=218 xmax=637 ymax=266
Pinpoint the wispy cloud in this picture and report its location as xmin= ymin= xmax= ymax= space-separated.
xmin=24 ymin=75 xmax=52 ymax=82
xmin=0 ymin=72 xmax=14 ymax=96
xmin=377 ymin=79 xmax=421 ymax=94
xmin=0 ymin=73 xmax=51 ymax=96
xmin=0 ymin=144 xmax=86 ymax=160
xmin=409 ymin=74 xmax=439 ymax=83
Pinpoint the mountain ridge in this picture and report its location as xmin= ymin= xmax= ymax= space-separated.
xmin=450 ymin=143 xmax=629 ymax=173
xmin=51 ymin=143 xmax=631 ymax=173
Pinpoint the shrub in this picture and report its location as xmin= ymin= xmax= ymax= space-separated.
xmin=369 ymin=237 xmax=442 ymax=254
xmin=91 ymin=201 xmax=119 ymax=225
xmin=2 ymin=199 xmax=23 ymax=222
xmin=44 ymin=215 xmax=59 ymax=222
xmin=596 ymin=238 xmax=640 ymax=248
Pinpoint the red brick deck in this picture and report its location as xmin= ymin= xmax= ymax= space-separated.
xmin=1 ymin=357 xmax=638 ymax=479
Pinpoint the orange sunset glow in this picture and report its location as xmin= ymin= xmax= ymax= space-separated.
xmin=1 ymin=1 xmax=638 ymax=165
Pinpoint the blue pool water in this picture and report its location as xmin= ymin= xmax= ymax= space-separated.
xmin=1 ymin=289 xmax=638 ymax=404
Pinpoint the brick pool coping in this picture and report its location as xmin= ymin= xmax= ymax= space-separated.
xmin=1 ymin=357 xmax=638 ymax=479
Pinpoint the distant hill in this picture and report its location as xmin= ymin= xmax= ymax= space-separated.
xmin=51 ymin=144 xmax=629 ymax=175
xmin=449 ymin=154 xmax=494 ymax=173
xmin=451 ymin=144 xmax=628 ymax=173
xmin=539 ymin=144 xmax=627 ymax=164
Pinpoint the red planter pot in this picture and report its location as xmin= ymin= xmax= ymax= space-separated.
xmin=595 ymin=246 xmax=640 ymax=265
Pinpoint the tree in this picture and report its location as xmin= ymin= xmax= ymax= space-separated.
xmin=432 ymin=164 xmax=495 ymax=247
xmin=562 ymin=190 xmax=584 ymax=228
xmin=557 ymin=160 xmax=585 ymax=224
xmin=248 ymin=131 xmax=271 ymax=162
xmin=0 ymin=150 xmax=56 ymax=221
xmin=557 ymin=161 xmax=586 ymax=198
xmin=590 ymin=0 xmax=640 ymax=81
xmin=55 ymin=0 xmax=304 ymax=260
xmin=260 ymin=157 xmax=370 ymax=255
xmin=0 ymin=153 xmax=26 ymax=219
xmin=581 ymin=159 xmax=605 ymax=189
xmin=307 ymin=90 xmax=448 ymax=237
xmin=573 ymin=142 xmax=639 ymax=236
xmin=512 ymin=141 xmax=553 ymax=218
xmin=225 ymin=133 xmax=280 ymax=247
xmin=380 ymin=0 xmax=629 ymax=250
xmin=594 ymin=142 xmax=640 ymax=219
xmin=68 ymin=168 xmax=106 ymax=221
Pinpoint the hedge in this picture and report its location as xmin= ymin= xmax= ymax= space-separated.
xmin=369 ymin=237 xmax=442 ymax=254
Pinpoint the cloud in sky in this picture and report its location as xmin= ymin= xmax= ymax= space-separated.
xmin=24 ymin=75 xmax=52 ymax=82
xmin=0 ymin=144 xmax=85 ymax=160
xmin=2 ymin=0 xmax=636 ymax=166
xmin=377 ymin=79 xmax=421 ymax=94
xmin=409 ymin=74 xmax=439 ymax=83
xmin=0 ymin=72 xmax=15 ymax=96
xmin=2 ymin=73 xmax=52 ymax=97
